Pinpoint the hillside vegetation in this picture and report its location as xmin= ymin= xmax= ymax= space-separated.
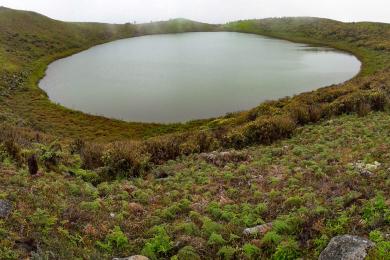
xmin=0 ymin=6 xmax=389 ymax=259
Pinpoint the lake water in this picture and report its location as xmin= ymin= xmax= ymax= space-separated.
xmin=39 ymin=32 xmax=361 ymax=123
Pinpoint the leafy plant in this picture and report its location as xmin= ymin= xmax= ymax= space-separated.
xmin=243 ymin=243 xmax=261 ymax=259
xmin=272 ymin=239 xmax=301 ymax=260
xmin=29 ymin=208 xmax=57 ymax=235
xmin=96 ymin=226 xmax=129 ymax=252
xmin=141 ymin=226 xmax=173 ymax=259
xmin=207 ymin=232 xmax=226 ymax=246
xmin=217 ymin=246 xmax=237 ymax=259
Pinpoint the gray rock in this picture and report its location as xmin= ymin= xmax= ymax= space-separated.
xmin=243 ymin=222 xmax=273 ymax=235
xmin=350 ymin=161 xmax=381 ymax=177
xmin=200 ymin=150 xmax=250 ymax=167
xmin=319 ymin=235 xmax=375 ymax=260
xmin=113 ymin=256 xmax=149 ymax=260
xmin=0 ymin=199 xmax=12 ymax=218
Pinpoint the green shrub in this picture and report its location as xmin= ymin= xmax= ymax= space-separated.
xmin=80 ymin=199 xmax=100 ymax=212
xmin=313 ymin=234 xmax=329 ymax=256
xmin=80 ymin=142 xmax=104 ymax=169
xmin=284 ymin=196 xmax=303 ymax=208
xmin=38 ymin=142 xmax=63 ymax=169
xmin=145 ymin=134 xmax=184 ymax=164
xmin=179 ymin=131 xmax=218 ymax=155
xmin=217 ymin=246 xmax=237 ymax=259
xmin=202 ymin=217 xmax=223 ymax=237
xmin=207 ymin=232 xmax=226 ymax=246
xmin=161 ymin=199 xmax=191 ymax=219
xmin=73 ymin=168 xmax=100 ymax=184
xmin=175 ymin=222 xmax=199 ymax=236
xmin=362 ymin=193 xmax=389 ymax=227
xmin=254 ymin=203 xmax=268 ymax=215
xmin=0 ymin=246 xmax=18 ymax=260
xmin=29 ymin=208 xmax=57 ymax=235
xmin=238 ymin=204 xmax=264 ymax=227
xmin=207 ymin=202 xmax=223 ymax=219
xmin=224 ymin=115 xmax=296 ymax=148
xmin=272 ymin=239 xmax=301 ymax=260
xmin=4 ymin=140 xmax=22 ymax=166
xmin=141 ymin=226 xmax=173 ymax=259
xmin=369 ymin=230 xmax=390 ymax=259
xmin=243 ymin=243 xmax=261 ymax=259
xmin=174 ymin=246 xmax=201 ymax=260
xmin=101 ymin=141 xmax=150 ymax=179
xmin=96 ymin=226 xmax=129 ymax=252
xmin=261 ymin=231 xmax=282 ymax=246
xmin=272 ymin=215 xmax=302 ymax=235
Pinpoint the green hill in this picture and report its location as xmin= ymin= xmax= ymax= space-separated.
xmin=0 ymin=7 xmax=389 ymax=259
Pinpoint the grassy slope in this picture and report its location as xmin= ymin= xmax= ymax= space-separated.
xmin=223 ymin=18 xmax=390 ymax=75
xmin=0 ymin=7 xmax=217 ymax=142
xmin=1 ymin=112 xmax=389 ymax=259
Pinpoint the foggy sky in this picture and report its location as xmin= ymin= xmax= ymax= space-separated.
xmin=0 ymin=0 xmax=389 ymax=24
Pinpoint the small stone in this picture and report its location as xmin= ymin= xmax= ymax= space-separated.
xmin=243 ymin=222 xmax=273 ymax=235
xmin=200 ymin=150 xmax=250 ymax=167
xmin=352 ymin=161 xmax=381 ymax=177
xmin=0 ymin=199 xmax=12 ymax=218
xmin=112 ymin=256 xmax=149 ymax=260
xmin=365 ymin=161 xmax=381 ymax=171
xmin=319 ymin=235 xmax=375 ymax=260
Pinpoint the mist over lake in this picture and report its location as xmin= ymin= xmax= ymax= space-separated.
xmin=40 ymin=32 xmax=360 ymax=123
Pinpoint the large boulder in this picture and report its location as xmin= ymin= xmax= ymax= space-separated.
xmin=0 ymin=199 xmax=12 ymax=218
xmin=319 ymin=235 xmax=375 ymax=260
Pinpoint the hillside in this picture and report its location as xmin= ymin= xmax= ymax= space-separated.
xmin=0 ymin=7 xmax=217 ymax=141
xmin=0 ymin=6 xmax=389 ymax=259
xmin=1 ymin=113 xmax=389 ymax=259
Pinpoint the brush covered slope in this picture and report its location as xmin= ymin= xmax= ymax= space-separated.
xmin=0 ymin=6 xmax=390 ymax=260
xmin=1 ymin=113 xmax=389 ymax=259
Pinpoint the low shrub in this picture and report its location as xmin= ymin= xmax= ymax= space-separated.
xmin=272 ymin=238 xmax=301 ymax=260
xmin=243 ymin=243 xmax=261 ymax=259
xmin=29 ymin=208 xmax=57 ymax=235
xmin=141 ymin=226 xmax=173 ymax=259
xmin=80 ymin=142 xmax=105 ymax=170
xmin=38 ymin=142 xmax=63 ymax=170
xmin=207 ymin=232 xmax=226 ymax=246
xmin=179 ymin=131 xmax=218 ymax=155
xmin=101 ymin=141 xmax=150 ymax=180
xmin=217 ymin=246 xmax=237 ymax=259
xmin=174 ymin=246 xmax=201 ymax=260
xmin=201 ymin=217 xmax=223 ymax=237
xmin=4 ymin=139 xmax=22 ymax=166
xmin=145 ymin=134 xmax=184 ymax=164
xmin=96 ymin=226 xmax=129 ymax=252
xmin=261 ymin=231 xmax=282 ymax=246
xmin=362 ymin=193 xmax=389 ymax=227
xmin=369 ymin=230 xmax=390 ymax=259
xmin=224 ymin=115 xmax=296 ymax=148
